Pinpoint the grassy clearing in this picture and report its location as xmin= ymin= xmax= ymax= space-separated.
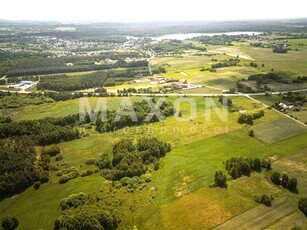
xmin=208 ymin=46 xmax=254 ymax=60
xmin=153 ymin=128 xmax=307 ymax=206
xmin=266 ymin=211 xmax=307 ymax=230
xmin=151 ymin=54 xmax=261 ymax=90
xmin=240 ymin=46 xmax=307 ymax=77
xmin=143 ymin=173 xmax=281 ymax=230
xmin=253 ymin=117 xmax=307 ymax=144
xmin=272 ymin=151 xmax=307 ymax=195
xmin=3 ymin=97 xmax=142 ymax=120
xmin=0 ymin=174 xmax=105 ymax=230
xmin=290 ymin=111 xmax=307 ymax=123
xmin=252 ymin=95 xmax=282 ymax=106
xmin=214 ymin=195 xmax=297 ymax=230
xmin=267 ymin=82 xmax=307 ymax=92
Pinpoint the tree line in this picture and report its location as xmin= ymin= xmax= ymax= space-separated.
xmin=211 ymin=59 xmax=240 ymax=69
xmin=0 ymin=114 xmax=82 ymax=145
xmin=238 ymin=110 xmax=265 ymax=125
xmin=6 ymin=59 xmax=148 ymax=77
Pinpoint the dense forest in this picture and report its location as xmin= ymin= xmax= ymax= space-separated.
xmin=97 ymin=137 xmax=171 ymax=181
xmin=5 ymin=59 xmax=148 ymax=77
xmin=0 ymin=138 xmax=38 ymax=199
xmin=0 ymin=114 xmax=81 ymax=145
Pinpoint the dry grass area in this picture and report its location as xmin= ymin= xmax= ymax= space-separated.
xmin=208 ymin=47 xmax=255 ymax=60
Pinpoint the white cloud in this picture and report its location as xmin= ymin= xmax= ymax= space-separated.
xmin=1 ymin=0 xmax=307 ymax=22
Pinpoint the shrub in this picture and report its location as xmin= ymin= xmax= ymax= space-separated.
xmin=55 ymin=154 xmax=63 ymax=161
xmin=261 ymin=194 xmax=271 ymax=206
xmin=59 ymin=175 xmax=70 ymax=184
xmin=42 ymin=145 xmax=60 ymax=157
xmin=85 ymin=159 xmax=96 ymax=165
xmin=287 ymin=178 xmax=298 ymax=192
xmin=298 ymin=197 xmax=307 ymax=216
xmin=33 ymin=181 xmax=41 ymax=190
xmin=81 ymin=170 xmax=93 ymax=177
xmin=214 ymin=171 xmax=227 ymax=188
xmin=1 ymin=216 xmax=19 ymax=230
xmin=254 ymin=194 xmax=271 ymax=206
xmin=40 ymin=171 xmax=49 ymax=183
xmin=281 ymin=173 xmax=289 ymax=188
xmin=271 ymin=171 xmax=281 ymax=185
xmin=248 ymin=129 xmax=254 ymax=137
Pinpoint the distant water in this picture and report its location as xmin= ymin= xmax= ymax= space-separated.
xmin=151 ymin=32 xmax=262 ymax=41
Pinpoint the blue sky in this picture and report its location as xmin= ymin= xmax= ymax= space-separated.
xmin=1 ymin=0 xmax=307 ymax=22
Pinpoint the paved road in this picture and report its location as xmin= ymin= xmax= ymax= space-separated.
xmin=1 ymin=88 xmax=307 ymax=97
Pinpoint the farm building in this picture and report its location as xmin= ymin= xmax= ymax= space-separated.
xmin=171 ymin=82 xmax=184 ymax=89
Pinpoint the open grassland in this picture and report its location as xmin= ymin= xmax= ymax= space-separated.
xmin=213 ymin=195 xmax=298 ymax=230
xmin=142 ymin=129 xmax=307 ymax=229
xmin=208 ymin=46 xmax=254 ymax=60
xmin=150 ymin=54 xmax=228 ymax=67
xmin=0 ymin=174 xmax=105 ymax=230
xmin=290 ymin=110 xmax=307 ymax=123
xmin=152 ymin=129 xmax=307 ymax=206
xmin=51 ymin=96 xmax=280 ymax=171
xmin=12 ymin=96 xmax=279 ymax=146
xmin=267 ymin=82 xmax=307 ymax=92
xmin=253 ymin=117 xmax=307 ymax=144
xmin=266 ymin=211 xmax=307 ymax=230
xmin=151 ymin=54 xmax=261 ymax=89
xmin=272 ymin=151 xmax=307 ymax=195
xmin=240 ymin=46 xmax=307 ymax=77
xmin=251 ymin=95 xmax=282 ymax=106
xmin=287 ymin=38 xmax=307 ymax=51
xmin=0 ymin=95 xmax=305 ymax=230
xmin=142 ymin=173 xmax=281 ymax=230
xmin=2 ymin=97 xmax=143 ymax=120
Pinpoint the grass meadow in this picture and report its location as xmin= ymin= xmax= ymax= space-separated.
xmin=253 ymin=117 xmax=307 ymax=144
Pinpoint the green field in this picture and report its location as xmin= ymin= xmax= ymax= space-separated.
xmin=1 ymin=32 xmax=307 ymax=230
xmin=272 ymin=151 xmax=307 ymax=195
xmin=214 ymin=195 xmax=298 ymax=230
xmin=0 ymin=174 xmax=105 ymax=229
xmin=267 ymin=211 xmax=307 ymax=230
xmin=253 ymin=117 xmax=307 ymax=144
xmin=290 ymin=111 xmax=307 ymax=123
xmin=150 ymin=54 xmax=261 ymax=90
xmin=240 ymin=46 xmax=307 ymax=77
xmin=252 ymin=95 xmax=282 ymax=106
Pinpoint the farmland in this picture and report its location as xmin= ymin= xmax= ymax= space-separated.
xmin=253 ymin=117 xmax=307 ymax=144
xmin=1 ymin=19 xmax=307 ymax=230
xmin=214 ymin=196 xmax=298 ymax=230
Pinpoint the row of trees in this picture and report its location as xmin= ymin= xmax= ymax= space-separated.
xmin=281 ymin=92 xmax=306 ymax=103
xmin=225 ymin=157 xmax=271 ymax=179
xmin=238 ymin=110 xmax=265 ymax=125
xmin=271 ymin=171 xmax=298 ymax=193
xmin=211 ymin=59 xmax=240 ymax=69
xmin=247 ymin=73 xmax=285 ymax=85
xmin=292 ymin=76 xmax=307 ymax=84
